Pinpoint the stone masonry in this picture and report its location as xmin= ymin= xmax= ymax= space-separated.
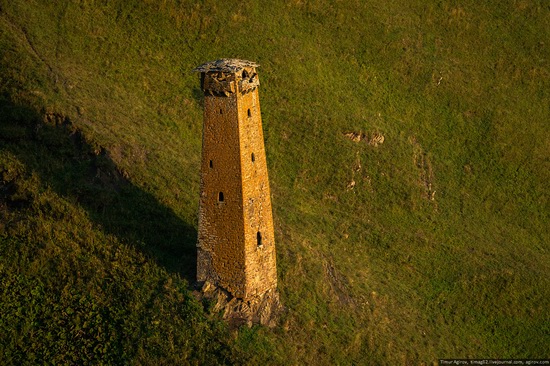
xmin=194 ymin=59 xmax=279 ymax=325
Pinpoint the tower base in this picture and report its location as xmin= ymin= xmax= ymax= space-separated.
xmin=199 ymin=281 xmax=283 ymax=328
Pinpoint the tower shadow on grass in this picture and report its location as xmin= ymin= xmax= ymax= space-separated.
xmin=0 ymin=98 xmax=197 ymax=283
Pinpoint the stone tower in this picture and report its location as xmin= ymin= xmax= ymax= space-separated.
xmin=194 ymin=59 xmax=278 ymax=308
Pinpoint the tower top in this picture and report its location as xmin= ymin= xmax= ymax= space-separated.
xmin=193 ymin=58 xmax=259 ymax=74
xmin=194 ymin=59 xmax=260 ymax=96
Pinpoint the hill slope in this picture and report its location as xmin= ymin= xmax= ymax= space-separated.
xmin=1 ymin=0 xmax=549 ymax=364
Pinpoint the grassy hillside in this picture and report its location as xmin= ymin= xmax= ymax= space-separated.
xmin=1 ymin=0 xmax=549 ymax=364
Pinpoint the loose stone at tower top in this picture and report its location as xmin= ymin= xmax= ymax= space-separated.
xmin=193 ymin=58 xmax=260 ymax=73
xmin=194 ymin=59 xmax=260 ymax=96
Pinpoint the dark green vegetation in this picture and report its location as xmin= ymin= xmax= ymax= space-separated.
xmin=1 ymin=0 xmax=549 ymax=364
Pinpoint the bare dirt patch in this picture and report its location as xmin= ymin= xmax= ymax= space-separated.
xmin=410 ymin=136 xmax=436 ymax=203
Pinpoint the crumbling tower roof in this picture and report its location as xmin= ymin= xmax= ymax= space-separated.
xmin=194 ymin=59 xmax=260 ymax=96
xmin=193 ymin=58 xmax=260 ymax=74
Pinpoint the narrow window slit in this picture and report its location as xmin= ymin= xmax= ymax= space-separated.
xmin=218 ymin=192 xmax=224 ymax=202
xmin=251 ymin=153 xmax=255 ymax=162
xmin=257 ymin=231 xmax=262 ymax=247
xmin=247 ymin=109 xmax=252 ymax=118
xmin=209 ymin=160 xmax=213 ymax=168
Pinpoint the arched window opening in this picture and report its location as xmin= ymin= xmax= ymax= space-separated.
xmin=219 ymin=108 xmax=223 ymax=114
xmin=247 ymin=108 xmax=252 ymax=118
xmin=209 ymin=160 xmax=213 ymax=168
xmin=251 ymin=153 xmax=255 ymax=162
xmin=218 ymin=192 xmax=224 ymax=202
xmin=257 ymin=231 xmax=262 ymax=247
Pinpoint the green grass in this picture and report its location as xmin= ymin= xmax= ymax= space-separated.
xmin=1 ymin=0 xmax=549 ymax=364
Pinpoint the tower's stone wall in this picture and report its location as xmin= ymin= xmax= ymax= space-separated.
xmin=236 ymin=90 xmax=277 ymax=298
xmin=195 ymin=59 xmax=277 ymax=302
xmin=197 ymin=92 xmax=247 ymax=297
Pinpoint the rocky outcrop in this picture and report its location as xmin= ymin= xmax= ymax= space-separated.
xmin=200 ymin=281 xmax=283 ymax=328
